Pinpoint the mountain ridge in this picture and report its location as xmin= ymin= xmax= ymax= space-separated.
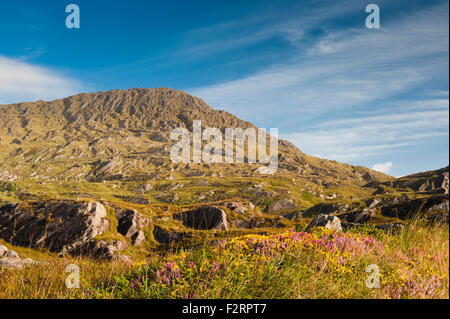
xmin=0 ymin=87 xmax=391 ymax=186
xmin=0 ymin=88 xmax=446 ymax=219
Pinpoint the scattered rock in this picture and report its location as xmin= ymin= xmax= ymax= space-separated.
xmin=338 ymin=208 xmax=377 ymax=223
xmin=373 ymin=185 xmax=390 ymax=195
xmin=304 ymin=202 xmax=350 ymax=216
xmin=280 ymin=211 xmax=300 ymax=220
xmin=427 ymin=200 xmax=449 ymax=213
xmin=0 ymin=244 xmax=7 ymax=257
xmin=153 ymin=226 xmax=189 ymax=244
xmin=11 ymin=138 xmax=22 ymax=145
xmin=71 ymin=240 xmax=128 ymax=260
xmin=148 ymin=131 xmax=168 ymax=143
xmin=116 ymin=209 xmax=149 ymax=246
xmin=154 ymin=192 xmax=180 ymax=203
xmin=381 ymin=195 xmax=448 ymax=219
xmin=131 ymin=231 xmax=146 ymax=247
xmin=117 ymin=210 xmax=139 ymax=237
xmin=0 ymin=200 xmax=110 ymax=255
xmin=305 ymin=214 xmax=342 ymax=232
xmin=217 ymin=200 xmax=256 ymax=217
xmin=0 ymin=257 xmax=37 ymax=269
xmin=3 ymin=250 xmax=19 ymax=258
xmin=233 ymin=219 xmax=251 ymax=229
xmin=0 ymin=248 xmax=38 ymax=269
xmin=268 ymin=199 xmax=296 ymax=213
xmin=197 ymin=179 xmax=209 ymax=187
xmin=367 ymin=198 xmax=382 ymax=209
xmin=115 ymin=254 xmax=133 ymax=264
xmin=174 ymin=206 xmax=229 ymax=230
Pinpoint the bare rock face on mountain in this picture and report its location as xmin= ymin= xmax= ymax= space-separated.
xmin=174 ymin=206 xmax=229 ymax=230
xmin=0 ymin=201 xmax=109 ymax=254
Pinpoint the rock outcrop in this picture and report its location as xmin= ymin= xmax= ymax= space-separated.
xmin=153 ymin=226 xmax=190 ymax=244
xmin=268 ymin=199 xmax=296 ymax=213
xmin=116 ymin=209 xmax=149 ymax=247
xmin=174 ymin=206 xmax=229 ymax=230
xmin=373 ymin=166 xmax=449 ymax=194
xmin=305 ymin=214 xmax=343 ymax=232
xmin=341 ymin=222 xmax=404 ymax=233
xmin=338 ymin=208 xmax=377 ymax=223
xmin=69 ymin=240 xmax=129 ymax=260
xmin=0 ymin=245 xmax=37 ymax=269
xmin=217 ymin=200 xmax=256 ymax=217
xmin=381 ymin=195 xmax=449 ymax=220
xmin=0 ymin=200 xmax=109 ymax=254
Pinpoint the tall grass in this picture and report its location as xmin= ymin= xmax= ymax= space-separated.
xmin=0 ymin=218 xmax=448 ymax=299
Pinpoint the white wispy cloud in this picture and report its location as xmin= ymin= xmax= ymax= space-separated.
xmin=189 ymin=1 xmax=449 ymax=169
xmin=281 ymin=107 xmax=449 ymax=162
xmin=0 ymin=55 xmax=84 ymax=104
xmin=372 ymin=162 xmax=393 ymax=174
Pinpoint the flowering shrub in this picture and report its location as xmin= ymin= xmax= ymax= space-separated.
xmin=112 ymin=227 xmax=448 ymax=299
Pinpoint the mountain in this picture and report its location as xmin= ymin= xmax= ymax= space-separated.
xmin=0 ymin=88 xmax=393 ymax=208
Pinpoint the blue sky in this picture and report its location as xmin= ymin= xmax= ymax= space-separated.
xmin=0 ymin=0 xmax=448 ymax=177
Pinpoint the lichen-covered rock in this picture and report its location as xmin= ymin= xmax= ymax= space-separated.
xmin=131 ymin=231 xmax=146 ymax=247
xmin=217 ymin=200 xmax=256 ymax=217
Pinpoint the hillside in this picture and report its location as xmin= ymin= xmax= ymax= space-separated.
xmin=0 ymin=87 xmax=392 ymax=209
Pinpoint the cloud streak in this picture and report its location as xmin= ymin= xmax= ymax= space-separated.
xmin=188 ymin=1 xmax=449 ymax=174
xmin=0 ymin=55 xmax=84 ymax=104
xmin=281 ymin=107 xmax=449 ymax=162
xmin=372 ymin=162 xmax=393 ymax=174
